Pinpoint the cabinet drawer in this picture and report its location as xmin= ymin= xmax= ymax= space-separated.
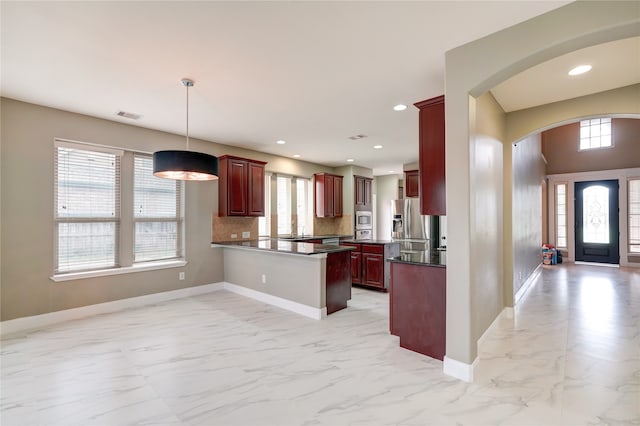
xmin=362 ymin=244 xmax=383 ymax=254
xmin=341 ymin=242 xmax=361 ymax=250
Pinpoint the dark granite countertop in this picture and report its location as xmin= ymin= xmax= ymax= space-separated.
xmin=277 ymin=234 xmax=353 ymax=241
xmin=340 ymin=239 xmax=398 ymax=245
xmin=211 ymin=238 xmax=355 ymax=255
xmin=387 ymin=249 xmax=446 ymax=267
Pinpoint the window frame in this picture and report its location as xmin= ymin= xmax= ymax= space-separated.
xmin=555 ymin=182 xmax=568 ymax=249
xmin=629 ymin=177 xmax=640 ymax=254
xmin=52 ymin=139 xmax=186 ymax=282
xmin=578 ymin=117 xmax=613 ymax=151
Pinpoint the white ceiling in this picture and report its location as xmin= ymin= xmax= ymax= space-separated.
xmin=4 ymin=1 xmax=635 ymax=176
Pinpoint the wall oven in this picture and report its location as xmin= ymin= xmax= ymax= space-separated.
xmin=355 ymin=211 xmax=372 ymax=230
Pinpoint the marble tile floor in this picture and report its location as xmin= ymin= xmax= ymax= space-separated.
xmin=1 ymin=264 xmax=638 ymax=425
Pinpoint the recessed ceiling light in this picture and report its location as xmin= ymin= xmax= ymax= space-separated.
xmin=388 ymin=170 xmax=395 ymax=173
xmin=393 ymin=104 xmax=407 ymax=111
xmin=373 ymin=145 xmax=383 ymax=149
xmin=293 ymin=154 xmax=301 ymax=158
xmin=276 ymin=140 xmax=286 ymax=145
xmin=346 ymin=158 xmax=355 ymax=162
xmin=568 ymin=65 xmax=592 ymax=76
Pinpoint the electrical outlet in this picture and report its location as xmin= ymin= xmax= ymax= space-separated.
xmin=261 ymin=274 xmax=266 ymax=284
xmin=242 ymin=231 xmax=250 ymax=239
xmin=231 ymin=233 xmax=238 ymax=239
xmin=179 ymin=272 xmax=185 ymax=280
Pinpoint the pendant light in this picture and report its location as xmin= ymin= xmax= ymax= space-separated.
xmin=153 ymin=79 xmax=219 ymax=181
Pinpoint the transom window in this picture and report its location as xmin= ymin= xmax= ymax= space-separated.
xmin=579 ymin=118 xmax=612 ymax=150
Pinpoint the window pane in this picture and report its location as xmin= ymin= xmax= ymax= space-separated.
xmin=259 ymin=175 xmax=272 ymax=237
xmin=135 ymin=222 xmax=178 ymax=262
xmin=556 ymin=184 xmax=567 ymax=248
xmin=579 ymin=118 xmax=613 ymax=151
xmin=277 ymin=176 xmax=291 ymax=235
xmin=57 ymin=222 xmax=117 ymax=272
xmin=55 ymin=144 xmax=120 ymax=273
xmin=583 ymin=185 xmax=610 ymax=244
xmin=296 ymin=178 xmax=313 ymax=236
xmin=56 ymin=147 xmax=117 ymax=218
xmin=601 ymin=134 xmax=612 ymax=147
xmin=134 ymin=155 xmax=178 ymax=218
xmin=630 ymin=179 xmax=640 ymax=253
xmin=133 ymin=154 xmax=181 ymax=262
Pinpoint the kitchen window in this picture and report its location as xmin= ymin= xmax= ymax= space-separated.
xmin=629 ymin=178 xmax=640 ymax=253
xmin=579 ymin=118 xmax=612 ymax=150
xmin=296 ymin=178 xmax=313 ymax=236
xmin=258 ymin=173 xmax=272 ymax=237
xmin=53 ymin=140 xmax=185 ymax=279
xmin=272 ymin=174 xmax=313 ymax=237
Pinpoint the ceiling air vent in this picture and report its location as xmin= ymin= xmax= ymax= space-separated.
xmin=348 ymin=134 xmax=367 ymax=140
xmin=116 ymin=110 xmax=141 ymax=120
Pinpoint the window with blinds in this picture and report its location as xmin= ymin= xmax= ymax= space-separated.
xmin=258 ymin=174 xmax=272 ymax=237
xmin=296 ymin=178 xmax=313 ymax=236
xmin=629 ymin=179 xmax=640 ymax=253
xmin=134 ymin=154 xmax=183 ymax=262
xmin=277 ymin=175 xmax=292 ymax=235
xmin=54 ymin=143 xmax=121 ymax=273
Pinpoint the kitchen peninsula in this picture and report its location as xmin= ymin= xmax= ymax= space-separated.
xmin=388 ymin=249 xmax=446 ymax=360
xmin=211 ymin=239 xmax=354 ymax=319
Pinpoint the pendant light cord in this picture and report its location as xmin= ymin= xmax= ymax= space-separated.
xmin=185 ymin=82 xmax=190 ymax=151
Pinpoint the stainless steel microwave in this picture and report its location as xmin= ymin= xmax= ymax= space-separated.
xmin=355 ymin=211 xmax=372 ymax=230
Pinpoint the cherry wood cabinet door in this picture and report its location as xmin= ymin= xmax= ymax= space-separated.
xmin=247 ymin=161 xmax=265 ymax=216
xmin=351 ymin=251 xmax=362 ymax=284
xmin=315 ymin=173 xmax=343 ymax=217
xmin=227 ymin=159 xmax=248 ymax=215
xmin=219 ymin=155 xmax=267 ymax=217
xmin=414 ymin=95 xmax=445 ymax=215
xmin=355 ymin=176 xmax=365 ymax=206
xmin=362 ymin=253 xmax=384 ymax=288
xmin=333 ymin=175 xmax=343 ymax=217
xmin=363 ymin=178 xmax=372 ymax=208
xmin=405 ymin=170 xmax=419 ymax=198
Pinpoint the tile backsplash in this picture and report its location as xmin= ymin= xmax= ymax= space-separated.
xmin=211 ymin=216 xmax=259 ymax=242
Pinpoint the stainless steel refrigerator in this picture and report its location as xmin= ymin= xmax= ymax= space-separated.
xmin=391 ymin=199 xmax=444 ymax=250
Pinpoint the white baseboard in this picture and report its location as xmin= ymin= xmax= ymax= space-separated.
xmin=0 ymin=282 xmax=224 ymax=337
xmin=443 ymin=356 xmax=478 ymax=382
xmin=223 ymin=282 xmax=327 ymax=320
xmin=1 ymin=280 xmax=328 ymax=338
xmin=514 ymin=263 xmax=542 ymax=304
xmin=477 ymin=306 xmax=512 ymax=350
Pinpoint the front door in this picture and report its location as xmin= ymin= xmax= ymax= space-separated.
xmin=575 ymin=179 xmax=619 ymax=264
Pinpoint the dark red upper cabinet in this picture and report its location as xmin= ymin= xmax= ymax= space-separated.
xmin=354 ymin=175 xmax=373 ymax=211
xmin=404 ymin=170 xmax=419 ymax=198
xmin=414 ymin=95 xmax=445 ymax=215
xmin=315 ymin=173 xmax=343 ymax=218
xmin=218 ymin=155 xmax=267 ymax=217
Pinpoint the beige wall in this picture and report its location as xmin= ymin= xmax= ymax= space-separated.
xmin=0 ymin=98 xmax=338 ymax=321
xmin=223 ymin=248 xmax=325 ymax=309
xmin=512 ymin=133 xmax=545 ymax=295
xmin=542 ymin=117 xmax=640 ymax=175
xmin=445 ymin=0 xmax=639 ymax=367
xmin=507 ymin=84 xmax=640 ymax=144
xmin=470 ymin=92 xmax=505 ymax=345
xmin=375 ymin=174 xmax=401 ymax=240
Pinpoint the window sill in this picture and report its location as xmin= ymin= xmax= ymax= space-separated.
xmin=50 ymin=260 xmax=188 ymax=282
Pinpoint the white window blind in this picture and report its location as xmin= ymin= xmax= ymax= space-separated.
xmin=134 ymin=154 xmax=182 ymax=262
xmin=277 ymin=175 xmax=292 ymax=235
xmin=259 ymin=174 xmax=272 ymax=237
xmin=55 ymin=143 xmax=121 ymax=273
xmin=629 ymin=179 xmax=640 ymax=253
xmin=296 ymin=178 xmax=313 ymax=236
